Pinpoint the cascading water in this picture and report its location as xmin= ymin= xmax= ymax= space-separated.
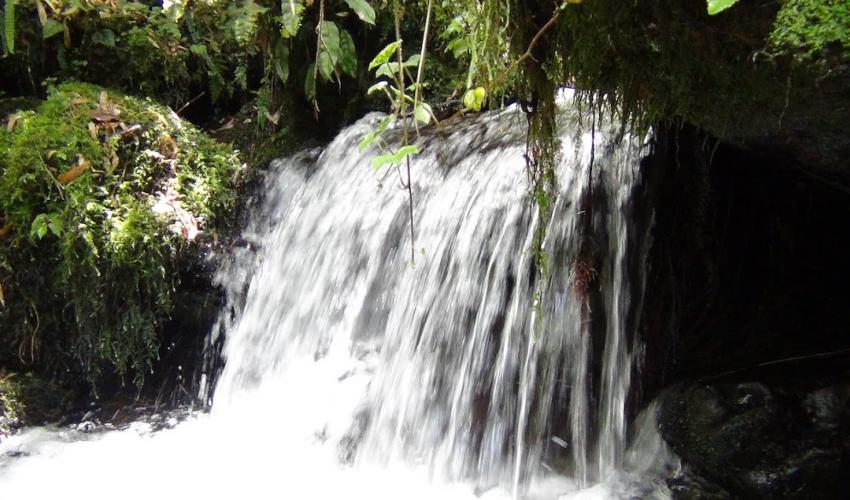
xmin=0 ymin=93 xmax=665 ymax=499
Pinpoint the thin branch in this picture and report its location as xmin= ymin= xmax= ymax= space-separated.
xmin=698 ymin=347 xmax=850 ymax=383
xmin=175 ymin=91 xmax=206 ymax=116
xmin=487 ymin=3 xmax=564 ymax=95
xmin=412 ymin=0 xmax=433 ymax=137
xmin=394 ymin=1 xmax=415 ymax=265
xmin=312 ymin=0 xmax=325 ymax=114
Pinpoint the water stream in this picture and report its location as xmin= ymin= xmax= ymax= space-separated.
xmin=0 ymin=94 xmax=675 ymax=499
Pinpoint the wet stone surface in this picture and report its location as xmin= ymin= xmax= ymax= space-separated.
xmin=657 ymin=376 xmax=850 ymax=499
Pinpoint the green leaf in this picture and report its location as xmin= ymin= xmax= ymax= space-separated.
xmin=343 ymin=0 xmax=375 ymax=25
xmin=30 ymin=214 xmax=48 ymax=240
xmin=190 ymin=43 xmax=208 ymax=57
xmin=375 ymin=61 xmax=405 ymax=79
xmin=706 ymin=0 xmax=739 ymax=15
xmin=413 ymin=101 xmax=432 ymax=124
xmin=81 ymin=226 xmax=99 ymax=257
xmin=369 ymin=41 xmax=401 ymax=70
xmin=281 ymin=1 xmax=305 ymax=38
xmin=404 ymin=54 xmax=420 ymax=68
xmin=463 ymin=87 xmax=486 ymax=112
xmin=318 ymin=49 xmax=335 ymax=82
xmin=367 ymin=81 xmax=389 ymax=95
xmin=274 ymin=39 xmax=290 ymax=82
xmin=338 ymin=29 xmax=357 ymax=77
xmin=90 ymin=28 xmax=115 ymax=46
xmin=358 ymin=114 xmax=394 ymax=150
xmin=396 ymin=145 xmax=419 ymax=158
xmin=230 ymin=0 xmax=268 ymax=45
xmin=371 ymin=144 xmax=419 ymax=170
xmin=446 ymin=38 xmax=469 ymax=58
xmin=42 ymin=19 xmax=65 ymax=40
xmin=320 ymin=21 xmax=340 ymax=61
xmin=47 ymin=216 xmax=64 ymax=238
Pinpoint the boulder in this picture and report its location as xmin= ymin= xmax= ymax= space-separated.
xmin=657 ymin=376 xmax=850 ymax=498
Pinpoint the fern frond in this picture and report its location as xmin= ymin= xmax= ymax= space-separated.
xmin=3 ymin=0 xmax=14 ymax=54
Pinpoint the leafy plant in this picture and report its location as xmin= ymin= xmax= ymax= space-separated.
xmin=359 ymin=0 xmax=435 ymax=264
xmin=303 ymin=0 xmax=375 ymax=108
xmin=769 ymin=0 xmax=850 ymax=62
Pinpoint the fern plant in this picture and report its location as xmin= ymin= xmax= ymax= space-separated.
xmin=2 ymin=0 xmax=14 ymax=54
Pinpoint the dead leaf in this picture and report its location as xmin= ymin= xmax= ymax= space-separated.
xmin=88 ymin=121 xmax=99 ymax=140
xmin=36 ymin=0 xmax=48 ymax=25
xmin=58 ymin=156 xmax=91 ymax=184
xmin=109 ymin=151 xmax=120 ymax=172
xmin=158 ymin=134 xmax=180 ymax=159
xmin=264 ymin=109 xmax=280 ymax=126
xmin=143 ymin=150 xmax=166 ymax=161
xmin=113 ymin=123 xmax=142 ymax=140
xmin=0 ymin=223 xmax=11 ymax=238
xmin=91 ymin=91 xmax=121 ymax=123
xmin=213 ymin=118 xmax=235 ymax=133
xmin=6 ymin=114 xmax=20 ymax=132
xmin=168 ymin=109 xmax=183 ymax=130
xmin=152 ymin=191 xmax=200 ymax=241
xmin=0 ymin=282 xmax=5 ymax=308
xmin=91 ymin=111 xmax=120 ymax=123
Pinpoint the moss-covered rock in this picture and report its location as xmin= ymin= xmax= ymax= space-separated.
xmin=0 ymin=371 xmax=75 ymax=435
xmin=492 ymin=1 xmax=850 ymax=172
xmin=0 ymin=82 xmax=244 ymax=387
xmin=658 ymin=376 xmax=850 ymax=499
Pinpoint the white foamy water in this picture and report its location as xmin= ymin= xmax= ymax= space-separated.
xmin=0 ymin=94 xmax=674 ymax=499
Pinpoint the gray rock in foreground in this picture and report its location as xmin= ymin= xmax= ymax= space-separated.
xmin=656 ymin=375 xmax=850 ymax=499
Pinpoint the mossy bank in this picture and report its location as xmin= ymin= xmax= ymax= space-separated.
xmin=0 ymin=82 xmax=244 ymax=400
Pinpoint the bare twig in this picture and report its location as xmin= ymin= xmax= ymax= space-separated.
xmin=175 ymin=91 xmax=206 ymax=116
xmin=412 ymin=0 xmax=433 ymax=137
xmin=698 ymin=347 xmax=850 ymax=383
xmin=394 ymin=1 xmax=416 ymax=265
xmin=487 ymin=3 xmax=564 ymax=96
xmin=312 ymin=0 xmax=325 ymax=114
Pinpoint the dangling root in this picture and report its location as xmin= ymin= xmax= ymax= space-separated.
xmin=570 ymin=237 xmax=597 ymax=297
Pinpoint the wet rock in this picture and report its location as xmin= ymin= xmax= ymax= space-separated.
xmin=657 ymin=377 xmax=850 ymax=499
xmin=666 ymin=464 xmax=731 ymax=500
xmin=73 ymin=421 xmax=100 ymax=434
xmin=0 ymin=415 xmax=17 ymax=440
xmin=0 ymin=372 xmax=77 ymax=436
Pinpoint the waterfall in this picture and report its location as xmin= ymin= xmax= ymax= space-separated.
xmin=0 ymin=93 xmax=651 ymax=499
xmin=211 ymin=92 xmax=645 ymax=490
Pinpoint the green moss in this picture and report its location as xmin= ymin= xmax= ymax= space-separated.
xmin=0 ymin=372 xmax=72 ymax=429
xmin=0 ymin=82 xmax=243 ymax=386
xmin=770 ymin=0 xmax=850 ymax=64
